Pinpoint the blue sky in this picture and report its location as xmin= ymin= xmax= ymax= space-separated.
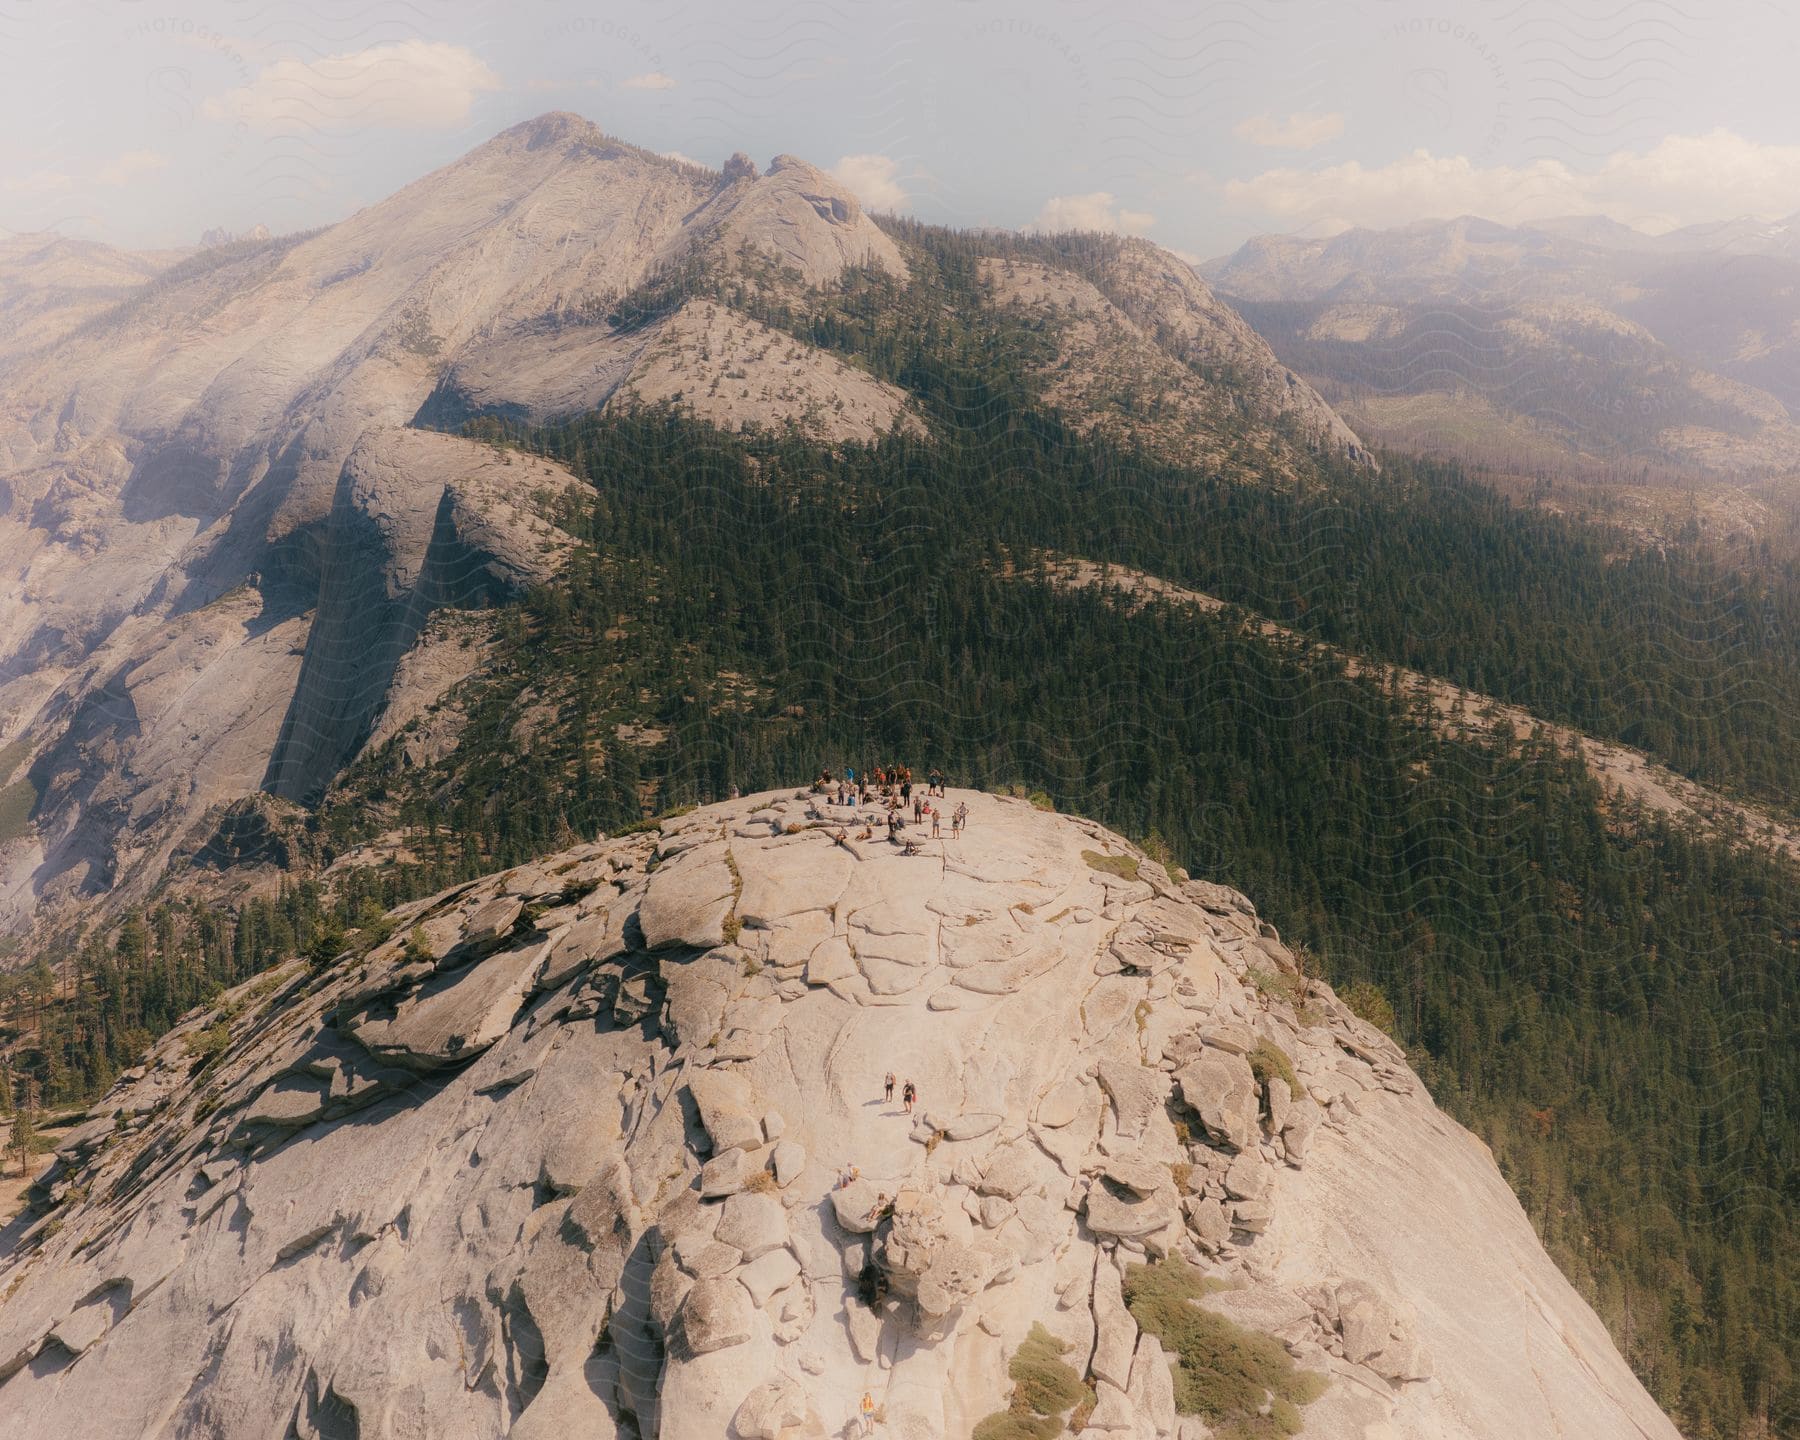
xmin=4 ymin=0 xmax=1799 ymax=257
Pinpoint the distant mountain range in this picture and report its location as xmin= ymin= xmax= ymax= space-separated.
xmin=1204 ymin=211 xmax=1800 ymax=486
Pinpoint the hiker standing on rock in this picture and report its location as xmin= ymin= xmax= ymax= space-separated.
xmin=884 ymin=1072 xmax=896 ymax=1104
xmin=860 ymin=1390 xmax=876 ymax=1437
xmin=929 ymin=767 xmax=944 ymax=796
xmin=902 ymin=1080 xmax=916 ymax=1114
xmin=931 ymin=806 xmax=941 ymax=838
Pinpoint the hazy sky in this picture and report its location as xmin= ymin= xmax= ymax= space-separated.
xmin=4 ymin=0 xmax=1799 ymax=257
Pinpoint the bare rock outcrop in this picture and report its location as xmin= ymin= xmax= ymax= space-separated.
xmin=0 ymin=790 xmax=1679 ymax=1440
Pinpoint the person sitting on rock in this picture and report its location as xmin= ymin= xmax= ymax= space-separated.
xmin=865 ymin=1193 xmax=889 ymax=1225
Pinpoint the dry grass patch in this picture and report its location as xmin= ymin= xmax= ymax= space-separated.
xmin=1082 ymin=850 xmax=1140 ymax=881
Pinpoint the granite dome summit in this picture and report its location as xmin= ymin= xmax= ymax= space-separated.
xmin=0 ymin=789 xmax=1679 ymax=1440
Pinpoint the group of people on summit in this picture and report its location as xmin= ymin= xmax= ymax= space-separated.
xmin=813 ymin=765 xmax=968 ymax=851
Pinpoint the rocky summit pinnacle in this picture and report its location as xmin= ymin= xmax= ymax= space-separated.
xmin=0 ymin=789 xmax=1676 ymax=1440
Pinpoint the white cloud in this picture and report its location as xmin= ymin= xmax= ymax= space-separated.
xmin=831 ymin=154 xmax=905 ymax=210
xmin=622 ymin=71 xmax=676 ymax=91
xmin=1031 ymin=192 xmax=1155 ymax=235
xmin=662 ymin=150 xmax=704 ymax=168
xmin=95 ymin=150 xmax=170 ymax=187
xmin=2 ymin=169 xmax=75 ymax=196
xmin=1233 ymin=111 xmax=1344 ymax=150
xmin=1225 ymin=130 xmax=1800 ymax=234
xmin=202 ymin=40 xmax=501 ymax=131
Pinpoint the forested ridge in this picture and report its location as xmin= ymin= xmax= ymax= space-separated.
xmin=3 ymin=222 xmax=1796 ymax=1436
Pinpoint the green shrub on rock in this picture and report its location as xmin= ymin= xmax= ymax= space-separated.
xmin=972 ymin=1323 xmax=1088 ymax=1440
xmin=1124 ymin=1260 xmax=1327 ymax=1439
xmin=1248 ymin=1039 xmax=1298 ymax=1098
xmin=1342 ymin=980 xmax=1398 ymax=1037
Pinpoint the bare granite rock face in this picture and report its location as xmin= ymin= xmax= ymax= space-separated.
xmin=0 ymin=113 xmax=919 ymax=937
xmin=0 ymin=790 xmax=1679 ymax=1440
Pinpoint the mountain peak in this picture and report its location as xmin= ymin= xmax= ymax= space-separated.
xmin=497 ymin=108 xmax=610 ymax=150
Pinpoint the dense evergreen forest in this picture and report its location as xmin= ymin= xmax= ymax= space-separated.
xmin=595 ymin=221 xmax=1800 ymax=815
xmin=3 ymin=222 xmax=1796 ymax=1437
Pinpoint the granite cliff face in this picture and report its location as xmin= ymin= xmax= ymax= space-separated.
xmin=0 ymin=114 xmax=1356 ymax=941
xmin=0 ymin=791 xmax=1679 ymax=1440
xmin=0 ymin=115 xmax=909 ymax=931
